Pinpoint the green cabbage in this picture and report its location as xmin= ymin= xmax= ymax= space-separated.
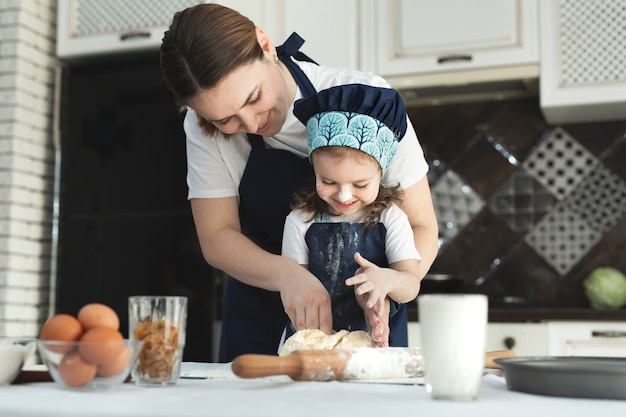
xmin=584 ymin=267 xmax=626 ymax=310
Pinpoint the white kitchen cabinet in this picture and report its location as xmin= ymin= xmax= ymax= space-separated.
xmin=56 ymin=0 xmax=358 ymax=68
xmin=409 ymin=322 xmax=548 ymax=356
xmin=360 ymin=0 xmax=539 ymax=88
xmin=263 ymin=1 xmax=359 ymax=70
xmin=539 ymin=0 xmax=626 ymax=124
xmin=57 ymin=1 xmax=268 ymax=60
xmin=486 ymin=323 xmax=547 ymax=356
xmin=546 ymin=321 xmax=626 ymax=357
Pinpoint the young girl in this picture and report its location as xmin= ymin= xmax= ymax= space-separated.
xmin=160 ymin=3 xmax=438 ymax=361
xmin=283 ymin=84 xmax=421 ymax=347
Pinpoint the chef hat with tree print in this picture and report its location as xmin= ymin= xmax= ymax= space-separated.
xmin=293 ymin=83 xmax=407 ymax=175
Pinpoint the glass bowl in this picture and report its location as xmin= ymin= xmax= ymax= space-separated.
xmin=0 ymin=338 xmax=36 ymax=385
xmin=38 ymin=339 xmax=143 ymax=391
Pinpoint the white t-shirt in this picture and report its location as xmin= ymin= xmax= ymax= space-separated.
xmin=184 ymin=61 xmax=429 ymax=199
xmin=281 ymin=203 xmax=422 ymax=266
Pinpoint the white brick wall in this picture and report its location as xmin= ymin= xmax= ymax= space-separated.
xmin=0 ymin=0 xmax=57 ymax=337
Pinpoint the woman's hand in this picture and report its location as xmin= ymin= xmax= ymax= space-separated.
xmin=191 ymin=198 xmax=335 ymax=335
xmin=279 ymin=268 xmax=333 ymax=335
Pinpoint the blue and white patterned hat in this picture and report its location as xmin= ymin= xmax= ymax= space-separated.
xmin=293 ymin=84 xmax=408 ymax=174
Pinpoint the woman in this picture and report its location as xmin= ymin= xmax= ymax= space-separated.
xmin=282 ymin=84 xmax=422 ymax=347
xmin=160 ymin=3 xmax=439 ymax=362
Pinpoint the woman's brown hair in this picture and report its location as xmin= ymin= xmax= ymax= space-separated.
xmin=291 ymin=147 xmax=402 ymax=226
xmin=160 ymin=3 xmax=263 ymax=136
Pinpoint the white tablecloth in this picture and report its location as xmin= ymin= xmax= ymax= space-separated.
xmin=0 ymin=362 xmax=623 ymax=416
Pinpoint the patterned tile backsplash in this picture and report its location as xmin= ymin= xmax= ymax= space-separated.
xmin=431 ymin=170 xmax=484 ymax=243
xmin=407 ymin=97 xmax=626 ymax=311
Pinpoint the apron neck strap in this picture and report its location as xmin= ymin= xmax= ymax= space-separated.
xmin=247 ymin=33 xmax=320 ymax=143
xmin=276 ymin=32 xmax=318 ymax=65
xmin=276 ymin=32 xmax=317 ymax=97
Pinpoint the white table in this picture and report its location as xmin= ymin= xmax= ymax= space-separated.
xmin=0 ymin=363 xmax=623 ymax=416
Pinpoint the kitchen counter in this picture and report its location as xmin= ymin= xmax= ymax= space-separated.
xmin=407 ymin=307 xmax=626 ymax=322
xmin=0 ymin=362 xmax=622 ymax=416
xmin=488 ymin=308 xmax=626 ymax=322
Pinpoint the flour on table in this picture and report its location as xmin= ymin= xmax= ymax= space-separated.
xmin=279 ymin=329 xmax=374 ymax=356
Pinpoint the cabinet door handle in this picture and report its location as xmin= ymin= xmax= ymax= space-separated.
xmin=592 ymin=330 xmax=626 ymax=338
xmin=120 ymin=31 xmax=151 ymax=41
xmin=437 ymin=54 xmax=472 ymax=64
xmin=503 ymin=337 xmax=516 ymax=350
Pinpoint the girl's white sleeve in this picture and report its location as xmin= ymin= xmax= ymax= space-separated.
xmin=281 ymin=210 xmax=311 ymax=265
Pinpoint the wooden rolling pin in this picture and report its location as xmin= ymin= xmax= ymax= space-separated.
xmin=231 ymin=348 xmax=515 ymax=381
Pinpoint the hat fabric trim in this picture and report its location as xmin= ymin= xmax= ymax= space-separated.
xmin=307 ymin=111 xmax=399 ymax=174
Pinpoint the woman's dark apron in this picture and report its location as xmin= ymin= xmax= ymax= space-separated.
xmin=218 ymin=33 xmax=317 ymax=362
xmin=304 ymin=221 xmax=408 ymax=347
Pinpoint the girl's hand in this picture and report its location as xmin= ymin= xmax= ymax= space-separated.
xmin=345 ymin=252 xmax=392 ymax=315
xmin=355 ymin=291 xmax=390 ymax=347
xmin=347 ymin=252 xmax=393 ymax=346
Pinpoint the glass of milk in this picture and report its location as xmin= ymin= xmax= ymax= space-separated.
xmin=418 ymin=294 xmax=488 ymax=401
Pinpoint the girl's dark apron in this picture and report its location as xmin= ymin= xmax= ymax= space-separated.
xmin=304 ymin=221 xmax=408 ymax=347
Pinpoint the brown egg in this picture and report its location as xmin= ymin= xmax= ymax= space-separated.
xmin=97 ymin=345 xmax=131 ymax=377
xmin=58 ymin=351 xmax=97 ymax=387
xmin=78 ymin=303 xmax=120 ymax=331
xmin=79 ymin=327 xmax=124 ymax=365
xmin=39 ymin=314 xmax=83 ymax=353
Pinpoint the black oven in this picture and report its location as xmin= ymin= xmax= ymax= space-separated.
xmin=56 ymin=52 xmax=219 ymax=361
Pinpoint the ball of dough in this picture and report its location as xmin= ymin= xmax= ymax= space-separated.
xmin=279 ymin=329 xmax=374 ymax=356
xmin=280 ymin=329 xmax=342 ymax=356
xmin=279 ymin=329 xmax=327 ymax=356
xmin=335 ymin=330 xmax=375 ymax=349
